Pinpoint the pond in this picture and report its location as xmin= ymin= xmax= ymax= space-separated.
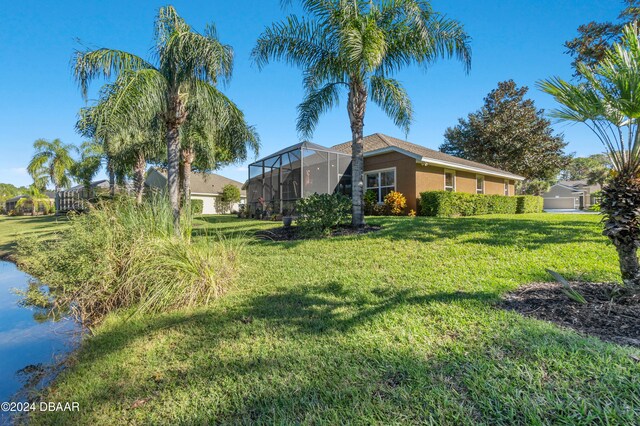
xmin=0 ymin=260 xmax=81 ymax=423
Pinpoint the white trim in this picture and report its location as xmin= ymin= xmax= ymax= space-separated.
xmin=420 ymin=157 xmax=525 ymax=181
xmin=364 ymin=167 xmax=397 ymax=203
xmin=444 ymin=169 xmax=456 ymax=192
xmin=503 ymin=179 xmax=510 ymax=196
xmin=476 ymin=174 xmax=485 ymax=194
xmin=360 ymin=146 xmax=525 ymax=180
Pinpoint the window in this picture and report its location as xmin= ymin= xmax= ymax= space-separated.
xmin=476 ymin=175 xmax=484 ymax=194
xmin=444 ymin=170 xmax=456 ymax=192
xmin=504 ymin=179 xmax=509 ymax=196
xmin=365 ymin=168 xmax=396 ymax=203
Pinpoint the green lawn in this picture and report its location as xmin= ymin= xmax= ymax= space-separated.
xmin=24 ymin=214 xmax=640 ymax=424
xmin=0 ymin=215 xmax=67 ymax=257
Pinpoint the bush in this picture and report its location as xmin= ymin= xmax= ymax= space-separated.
xmin=364 ymin=190 xmax=377 ymax=215
xmin=191 ymin=199 xmax=204 ymax=215
xmin=16 ymin=196 xmax=242 ymax=323
xmin=516 ymin=195 xmax=544 ymax=213
xmin=296 ymin=193 xmax=351 ymax=236
xmin=419 ymin=191 xmax=536 ymax=217
xmin=384 ymin=191 xmax=407 ymax=215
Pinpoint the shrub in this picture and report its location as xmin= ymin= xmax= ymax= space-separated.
xmin=420 ymin=191 xmax=528 ymax=217
xmin=191 ymin=199 xmax=204 ymax=215
xmin=364 ymin=190 xmax=377 ymax=215
xmin=516 ymin=195 xmax=544 ymax=213
xmin=384 ymin=191 xmax=407 ymax=215
xmin=296 ymin=193 xmax=351 ymax=236
xmin=16 ymin=196 xmax=242 ymax=323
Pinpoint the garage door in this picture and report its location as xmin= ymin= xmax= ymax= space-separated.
xmin=543 ymin=197 xmax=576 ymax=209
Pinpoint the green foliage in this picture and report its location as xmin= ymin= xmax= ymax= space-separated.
xmin=16 ymin=196 xmax=241 ymax=323
xmin=516 ymin=195 xmax=544 ymax=214
xmin=520 ymin=179 xmax=552 ymax=196
xmin=221 ymin=184 xmax=241 ymax=204
xmin=296 ymin=193 xmax=351 ymax=236
xmin=190 ymin=199 xmax=204 ymax=215
xmin=363 ymin=189 xmax=377 ymax=215
xmin=27 ymin=138 xmax=77 ymax=191
xmin=564 ymin=0 xmax=640 ymax=71
xmin=441 ymin=80 xmax=569 ymax=181
xmin=0 ymin=183 xmax=29 ymax=205
xmin=23 ymin=214 xmax=638 ymax=425
xmin=419 ymin=191 xmax=535 ymax=217
xmin=560 ymin=154 xmax=611 ymax=181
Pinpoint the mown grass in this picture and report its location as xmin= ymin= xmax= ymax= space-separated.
xmin=0 ymin=215 xmax=67 ymax=257
xmin=25 ymin=213 xmax=640 ymax=424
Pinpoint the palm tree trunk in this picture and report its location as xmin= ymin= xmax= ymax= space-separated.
xmin=601 ymin=173 xmax=640 ymax=289
xmin=348 ymin=80 xmax=368 ymax=228
xmin=167 ymin=125 xmax=181 ymax=231
xmin=107 ymin=157 xmax=116 ymax=198
xmin=166 ymin=95 xmax=187 ymax=234
xmin=181 ymin=147 xmax=195 ymax=212
xmin=133 ymin=151 xmax=146 ymax=204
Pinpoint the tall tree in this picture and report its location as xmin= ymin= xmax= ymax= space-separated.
xmin=559 ymin=153 xmax=611 ymax=181
xmin=73 ymin=5 xmax=256 ymax=232
xmin=565 ymin=0 xmax=640 ymax=72
xmin=27 ymin=138 xmax=77 ymax=192
xmin=540 ymin=23 xmax=640 ymax=289
xmin=440 ymin=80 xmax=569 ymax=181
xmin=253 ymin=0 xmax=471 ymax=227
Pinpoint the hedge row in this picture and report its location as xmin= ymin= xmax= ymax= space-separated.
xmin=419 ymin=191 xmax=543 ymax=217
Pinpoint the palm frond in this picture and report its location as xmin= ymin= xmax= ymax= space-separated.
xmin=370 ymin=75 xmax=413 ymax=135
xmin=297 ymin=82 xmax=343 ymax=138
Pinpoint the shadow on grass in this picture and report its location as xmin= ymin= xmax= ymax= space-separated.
xmin=43 ymin=280 xmax=639 ymax=425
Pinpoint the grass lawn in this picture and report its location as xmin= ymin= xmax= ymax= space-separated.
xmin=0 ymin=215 xmax=67 ymax=257
xmin=22 ymin=214 xmax=640 ymax=424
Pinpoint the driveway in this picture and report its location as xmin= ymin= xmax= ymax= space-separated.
xmin=544 ymin=209 xmax=599 ymax=214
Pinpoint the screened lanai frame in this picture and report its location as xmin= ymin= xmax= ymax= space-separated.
xmin=247 ymin=141 xmax=352 ymax=216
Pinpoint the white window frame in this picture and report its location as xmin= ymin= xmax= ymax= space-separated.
xmin=504 ymin=179 xmax=510 ymax=196
xmin=364 ymin=167 xmax=396 ymax=203
xmin=476 ymin=174 xmax=485 ymax=194
xmin=444 ymin=169 xmax=456 ymax=192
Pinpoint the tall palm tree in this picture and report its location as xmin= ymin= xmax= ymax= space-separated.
xmin=73 ymin=5 xmax=256 ymax=231
xmin=539 ymin=23 xmax=640 ymax=289
xmin=253 ymin=0 xmax=471 ymax=226
xmin=27 ymin=138 xmax=77 ymax=193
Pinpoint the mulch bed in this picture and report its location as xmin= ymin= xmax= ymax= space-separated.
xmin=502 ymin=282 xmax=640 ymax=347
xmin=255 ymin=225 xmax=382 ymax=241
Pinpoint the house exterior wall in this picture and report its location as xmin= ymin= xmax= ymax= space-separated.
xmin=191 ymin=194 xmax=246 ymax=214
xmin=364 ymin=152 xmax=417 ymax=211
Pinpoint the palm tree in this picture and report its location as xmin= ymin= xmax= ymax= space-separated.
xmin=73 ymin=5 xmax=256 ymax=231
xmin=253 ymin=0 xmax=471 ymax=226
xmin=70 ymin=140 xmax=104 ymax=199
xmin=27 ymin=138 xmax=77 ymax=193
xmin=539 ymin=23 xmax=640 ymax=288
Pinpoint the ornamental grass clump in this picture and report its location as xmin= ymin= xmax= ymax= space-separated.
xmin=16 ymin=196 xmax=243 ymax=323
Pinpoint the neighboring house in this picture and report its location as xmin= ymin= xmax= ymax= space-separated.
xmin=542 ymin=180 xmax=601 ymax=210
xmin=4 ymin=191 xmax=55 ymax=215
xmin=145 ymin=167 xmax=246 ymax=214
xmin=246 ymin=133 xmax=525 ymax=214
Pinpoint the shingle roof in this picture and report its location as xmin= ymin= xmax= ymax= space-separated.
xmin=331 ymin=133 xmax=525 ymax=180
xmin=557 ymin=180 xmax=601 ymax=192
xmin=152 ymin=168 xmax=246 ymax=196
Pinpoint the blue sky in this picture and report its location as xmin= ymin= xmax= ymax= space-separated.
xmin=0 ymin=0 xmax=620 ymax=187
